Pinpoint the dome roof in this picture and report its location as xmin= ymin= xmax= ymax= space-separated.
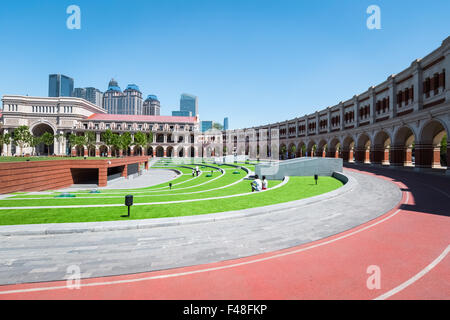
xmin=107 ymin=79 xmax=121 ymax=92
xmin=146 ymin=95 xmax=158 ymax=101
xmin=125 ymin=84 xmax=141 ymax=92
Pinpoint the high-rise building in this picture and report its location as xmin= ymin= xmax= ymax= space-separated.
xmin=172 ymin=93 xmax=198 ymax=117
xmin=201 ymin=121 xmax=213 ymax=132
xmin=103 ymin=79 xmax=124 ymax=114
xmin=180 ymin=93 xmax=198 ymax=117
xmin=48 ymin=74 xmax=74 ymax=97
xmin=103 ymin=79 xmax=143 ymax=115
xmin=73 ymin=87 xmax=103 ymax=108
xmin=224 ymin=117 xmax=229 ymax=131
xmin=85 ymin=87 xmax=104 ymax=108
xmin=73 ymin=88 xmax=87 ymax=100
xmin=123 ymin=84 xmax=143 ymax=115
xmin=143 ymin=95 xmax=161 ymax=116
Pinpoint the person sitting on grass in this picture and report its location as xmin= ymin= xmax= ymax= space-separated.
xmin=262 ymin=176 xmax=268 ymax=190
xmin=251 ymin=175 xmax=262 ymax=192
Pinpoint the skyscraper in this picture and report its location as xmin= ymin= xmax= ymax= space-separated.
xmin=180 ymin=93 xmax=198 ymax=117
xmin=143 ymin=95 xmax=161 ymax=116
xmin=85 ymin=87 xmax=104 ymax=108
xmin=73 ymin=87 xmax=87 ymax=100
xmin=224 ymin=117 xmax=229 ymax=131
xmin=123 ymin=84 xmax=143 ymax=115
xmin=48 ymin=74 xmax=74 ymax=97
xmin=72 ymin=87 xmax=104 ymax=108
xmin=103 ymin=79 xmax=124 ymax=114
xmin=103 ymin=80 xmax=143 ymax=115
xmin=201 ymin=121 xmax=213 ymax=132
xmin=172 ymin=93 xmax=198 ymax=117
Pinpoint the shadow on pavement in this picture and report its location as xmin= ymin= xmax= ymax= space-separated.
xmin=344 ymin=163 xmax=450 ymax=218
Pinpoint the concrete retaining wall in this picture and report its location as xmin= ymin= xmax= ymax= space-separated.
xmin=255 ymin=157 xmax=343 ymax=180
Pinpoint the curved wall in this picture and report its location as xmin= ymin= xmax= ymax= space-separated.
xmin=231 ymin=37 xmax=450 ymax=171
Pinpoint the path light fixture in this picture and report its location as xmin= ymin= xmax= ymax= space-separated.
xmin=314 ymin=174 xmax=319 ymax=185
xmin=125 ymin=195 xmax=134 ymax=217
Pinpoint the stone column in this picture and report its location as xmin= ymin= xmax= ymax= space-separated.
xmin=432 ymin=147 xmax=441 ymax=168
xmin=354 ymin=148 xmax=365 ymax=163
xmin=387 ymin=75 xmax=397 ymax=119
xmin=342 ymin=149 xmax=350 ymax=162
xmin=365 ymin=149 xmax=371 ymax=163
xmin=349 ymin=148 xmax=354 ymax=163
xmin=369 ymin=87 xmax=376 ymax=124
xmin=414 ymin=143 xmax=433 ymax=169
xmin=383 ymin=148 xmax=390 ymax=165
xmin=339 ymin=103 xmax=344 ymax=131
xmin=389 ymin=145 xmax=405 ymax=167
xmin=371 ymin=146 xmax=384 ymax=165
xmin=411 ymin=60 xmax=423 ymax=112
xmin=353 ymin=95 xmax=360 ymax=128
xmin=327 ymin=108 xmax=331 ymax=133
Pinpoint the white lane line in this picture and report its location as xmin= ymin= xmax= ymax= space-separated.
xmin=374 ymin=245 xmax=450 ymax=300
xmin=0 ymin=188 xmax=406 ymax=296
xmin=0 ymin=178 xmax=288 ymax=210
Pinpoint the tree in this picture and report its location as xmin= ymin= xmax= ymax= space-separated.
xmin=29 ymin=136 xmax=42 ymax=156
xmin=133 ymin=132 xmax=147 ymax=156
xmin=213 ymin=123 xmax=224 ymax=131
xmin=111 ymin=133 xmax=122 ymax=157
xmin=2 ymin=133 xmax=12 ymax=156
xmin=69 ymin=134 xmax=87 ymax=156
xmin=101 ymin=129 xmax=115 ymax=157
xmin=290 ymin=145 xmax=297 ymax=158
xmin=85 ymin=131 xmax=96 ymax=157
xmin=120 ymin=132 xmax=133 ymax=156
xmin=13 ymin=126 xmax=32 ymax=156
xmin=40 ymin=132 xmax=54 ymax=156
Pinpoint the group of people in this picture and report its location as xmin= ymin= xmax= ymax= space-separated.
xmin=251 ymin=175 xmax=268 ymax=192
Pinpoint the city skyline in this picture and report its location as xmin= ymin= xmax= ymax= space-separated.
xmin=0 ymin=0 xmax=449 ymax=129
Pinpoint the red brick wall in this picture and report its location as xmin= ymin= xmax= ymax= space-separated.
xmin=0 ymin=157 xmax=150 ymax=194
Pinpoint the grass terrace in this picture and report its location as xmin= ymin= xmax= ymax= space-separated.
xmin=0 ymin=160 xmax=344 ymax=226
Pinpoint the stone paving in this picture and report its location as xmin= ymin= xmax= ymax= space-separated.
xmin=0 ymin=169 xmax=401 ymax=285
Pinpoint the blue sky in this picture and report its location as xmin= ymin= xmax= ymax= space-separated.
xmin=0 ymin=0 xmax=449 ymax=129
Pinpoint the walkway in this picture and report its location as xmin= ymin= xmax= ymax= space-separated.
xmin=59 ymin=169 xmax=179 ymax=192
xmin=0 ymin=166 xmax=448 ymax=299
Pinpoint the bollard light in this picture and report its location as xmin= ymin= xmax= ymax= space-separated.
xmin=314 ymin=174 xmax=319 ymax=185
xmin=125 ymin=195 xmax=134 ymax=217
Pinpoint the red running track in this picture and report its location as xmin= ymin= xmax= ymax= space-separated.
xmin=0 ymin=166 xmax=449 ymax=300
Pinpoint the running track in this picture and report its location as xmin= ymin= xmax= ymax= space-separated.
xmin=0 ymin=165 xmax=448 ymax=300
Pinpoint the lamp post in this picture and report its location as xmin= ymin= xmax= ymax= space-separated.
xmin=125 ymin=195 xmax=133 ymax=217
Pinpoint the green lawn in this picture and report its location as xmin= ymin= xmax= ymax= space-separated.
xmin=0 ymin=179 xmax=342 ymax=226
